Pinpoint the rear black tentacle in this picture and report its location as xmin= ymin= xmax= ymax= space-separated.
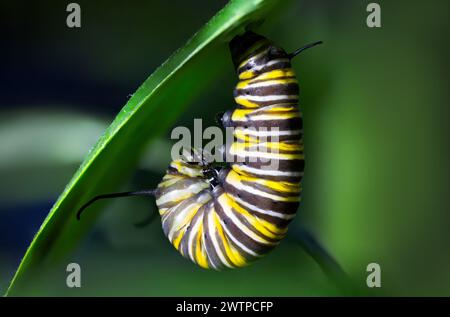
xmin=76 ymin=189 xmax=156 ymax=221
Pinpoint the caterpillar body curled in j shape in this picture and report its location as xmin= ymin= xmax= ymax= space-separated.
xmin=76 ymin=31 xmax=322 ymax=270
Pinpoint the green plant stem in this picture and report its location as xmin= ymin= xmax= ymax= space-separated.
xmin=290 ymin=227 xmax=354 ymax=294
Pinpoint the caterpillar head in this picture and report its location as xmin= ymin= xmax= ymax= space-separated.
xmin=230 ymin=31 xmax=322 ymax=80
xmin=229 ymin=31 xmax=289 ymax=78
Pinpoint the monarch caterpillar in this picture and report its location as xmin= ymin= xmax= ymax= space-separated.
xmin=77 ymin=31 xmax=322 ymax=270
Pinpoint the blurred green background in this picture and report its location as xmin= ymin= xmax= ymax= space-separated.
xmin=1 ymin=0 xmax=449 ymax=296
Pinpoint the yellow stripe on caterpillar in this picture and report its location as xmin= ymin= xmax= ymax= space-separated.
xmin=195 ymin=222 xmax=209 ymax=269
xmin=213 ymin=211 xmax=247 ymax=267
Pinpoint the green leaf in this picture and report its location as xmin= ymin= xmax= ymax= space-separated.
xmin=6 ymin=0 xmax=286 ymax=296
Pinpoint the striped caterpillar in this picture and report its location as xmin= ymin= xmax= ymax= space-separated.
xmin=77 ymin=31 xmax=322 ymax=270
